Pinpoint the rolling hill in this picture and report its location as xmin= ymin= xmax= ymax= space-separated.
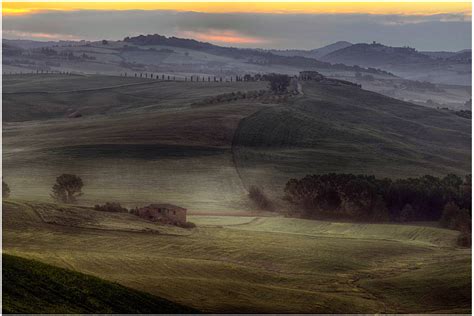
xmin=3 ymin=253 xmax=198 ymax=314
xmin=233 ymin=80 xmax=471 ymax=196
xmin=2 ymin=74 xmax=471 ymax=211
xmin=321 ymin=42 xmax=433 ymax=66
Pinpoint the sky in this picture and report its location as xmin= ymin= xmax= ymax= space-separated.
xmin=2 ymin=2 xmax=472 ymax=51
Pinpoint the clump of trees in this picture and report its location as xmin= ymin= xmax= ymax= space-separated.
xmin=192 ymin=90 xmax=268 ymax=106
xmin=51 ymin=174 xmax=83 ymax=204
xmin=248 ymin=185 xmax=274 ymax=211
xmin=94 ymin=202 xmax=128 ymax=213
xmin=284 ymin=173 xmax=471 ymax=224
xmin=267 ymin=74 xmax=291 ymax=94
xmin=3 ymin=180 xmax=10 ymax=198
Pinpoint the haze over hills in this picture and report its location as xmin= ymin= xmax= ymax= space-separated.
xmin=319 ymin=42 xmax=471 ymax=85
xmin=421 ymin=49 xmax=472 ymax=60
xmin=3 ymin=35 xmax=391 ymax=78
xmin=3 ymin=35 xmax=471 ymax=109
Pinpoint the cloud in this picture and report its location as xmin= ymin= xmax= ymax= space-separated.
xmin=3 ymin=10 xmax=472 ymax=51
xmin=178 ymin=29 xmax=268 ymax=45
xmin=3 ymin=29 xmax=82 ymax=40
xmin=3 ymin=2 xmax=471 ymax=16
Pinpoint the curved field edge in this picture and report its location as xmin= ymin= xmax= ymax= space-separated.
xmin=191 ymin=216 xmax=461 ymax=247
xmin=2 ymin=253 xmax=198 ymax=314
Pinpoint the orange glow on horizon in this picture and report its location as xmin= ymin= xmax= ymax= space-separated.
xmin=3 ymin=2 xmax=472 ymax=16
xmin=179 ymin=30 xmax=267 ymax=44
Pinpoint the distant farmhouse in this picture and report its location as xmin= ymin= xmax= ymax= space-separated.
xmin=299 ymin=70 xmax=361 ymax=88
xmin=133 ymin=203 xmax=187 ymax=225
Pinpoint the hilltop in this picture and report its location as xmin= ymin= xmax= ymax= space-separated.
xmin=322 ymin=42 xmax=433 ymax=66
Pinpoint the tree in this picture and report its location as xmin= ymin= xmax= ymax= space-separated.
xmin=3 ymin=180 xmax=10 ymax=198
xmin=51 ymin=174 xmax=83 ymax=204
xmin=102 ymin=39 xmax=108 ymax=45
xmin=267 ymin=73 xmax=291 ymax=94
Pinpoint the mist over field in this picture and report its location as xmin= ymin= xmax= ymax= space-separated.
xmin=2 ymin=2 xmax=472 ymax=314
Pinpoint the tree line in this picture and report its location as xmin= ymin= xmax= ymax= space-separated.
xmin=284 ymin=173 xmax=471 ymax=224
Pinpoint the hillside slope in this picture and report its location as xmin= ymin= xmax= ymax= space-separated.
xmin=3 ymin=253 xmax=198 ymax=314
xmin=233 ymin=81 xmax=471 ymax=196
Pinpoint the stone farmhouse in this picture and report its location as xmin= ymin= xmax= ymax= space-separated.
xmin=133 ymin=203 xmax=187 ymax=225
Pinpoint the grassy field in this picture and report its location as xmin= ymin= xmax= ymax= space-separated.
xmin=3 ymin=200 xmax=471 ymax=313
xmin=3 ymin=253 xmax=197 ymax=313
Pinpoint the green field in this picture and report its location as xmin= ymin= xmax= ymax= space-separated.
xmin=3 ymin=200 xmax=471 ymax=313
xmin=3 ymin=253 xmax=197 ymax=314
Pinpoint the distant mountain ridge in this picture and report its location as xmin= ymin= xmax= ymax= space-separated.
xmin=123 ymin=34 xmax=390 ymax=75
xmin=321 ymin=42 xmax=435 ymax=66
xmin=269 ymin=41 xmax=352 ymax=59
xmin=319 ymin=42 xmax=471 ymax=85
xmin=421 ymin=49 xmax=471 ymax=61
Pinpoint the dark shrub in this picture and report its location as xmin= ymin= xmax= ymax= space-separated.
xmin=3 ymin=180 xmax=10 ymax=199
xmin=248 ymin=185 xmax=274 ymax=211
xmin=94 ymin=202 xmax=128 ymax=213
